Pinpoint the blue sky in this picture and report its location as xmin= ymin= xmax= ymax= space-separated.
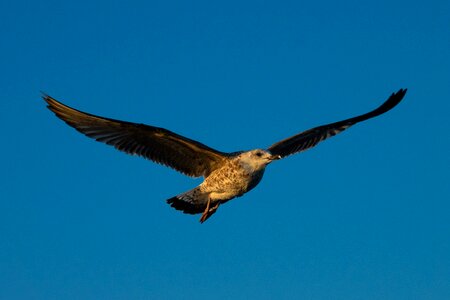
xmin=1 ymin=0 xmax=449 ymax=299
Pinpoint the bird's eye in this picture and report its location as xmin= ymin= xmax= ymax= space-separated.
xmin=256 ymin=152 xmax=263 ymax=157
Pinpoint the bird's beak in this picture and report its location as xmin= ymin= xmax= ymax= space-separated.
xmin=269 ymin=154 xmax=282 ymax=161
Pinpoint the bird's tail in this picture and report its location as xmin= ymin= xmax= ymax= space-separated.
xmin=166 ymin=187 xmax=208 ymax=215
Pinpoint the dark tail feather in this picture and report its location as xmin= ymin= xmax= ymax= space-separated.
xmin=167 ymin=196 xmax=204 ymax=215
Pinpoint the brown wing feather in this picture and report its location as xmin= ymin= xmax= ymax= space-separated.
xmin=43 ymin=94 xmax=229 ymax=177
xmin=268 ymin=89 xmax=407 ymax=158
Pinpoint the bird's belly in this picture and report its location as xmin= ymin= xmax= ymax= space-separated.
xmin=202 ymin=166 xmax=265 ymax=201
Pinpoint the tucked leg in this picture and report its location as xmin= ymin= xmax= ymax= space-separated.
xmin=199 ymin=200 xmax=220 ymax=223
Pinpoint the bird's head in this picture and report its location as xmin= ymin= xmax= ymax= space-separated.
xmin=238 ymin=149 xmax=281 ymax=170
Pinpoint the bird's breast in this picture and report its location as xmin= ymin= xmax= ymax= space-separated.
xmin=202 ymin=160 xmax=266 ymax=196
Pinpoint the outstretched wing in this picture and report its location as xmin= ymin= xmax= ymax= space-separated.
xmin=268 ymin=89 xmax=407 ymax=158
xmin=44 ymin=94 xmax=229 ymax=177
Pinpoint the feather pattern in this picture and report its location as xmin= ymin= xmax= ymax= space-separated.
xmin=268 ymin=89 xmax=407 ymax=158
xmin=43 ymin=94 xmax=229 ymax=177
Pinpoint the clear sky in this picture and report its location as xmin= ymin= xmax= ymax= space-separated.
xmin=1 ymin=0 xmax=449 ymax=299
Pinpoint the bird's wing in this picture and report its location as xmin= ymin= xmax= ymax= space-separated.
xmin=268 ymin=89 xmax=407 ymax=158
xmin=44 ymin=94 xmax=229 ymax=177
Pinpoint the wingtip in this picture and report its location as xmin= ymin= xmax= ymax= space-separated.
xmin=41 ymin=91 xmax=55 ymax=107
xmin=40 ymin=91 xmax=51 ymax=101
xmin=396 ymin=88 xmax=407 ymax=97
xmin=41 ymin=93 xmax=70 ymax=113
xmin=381 ymin=88 xmax=407 ymax=113
xmin=41 ymin=93 xmax=75 ymax=119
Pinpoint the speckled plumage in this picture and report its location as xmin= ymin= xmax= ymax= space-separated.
xmin=44 ymin=89 xmax=406 ymax=223
xmin=166 ymin=150 xmax=272 ymax=222
xmin=167 ymin=150 xmax=270 ymax=221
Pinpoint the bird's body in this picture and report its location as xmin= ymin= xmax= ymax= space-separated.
xmin=44 ymin=89 xmax=406 ymax=222
xmin=167 ymin=149 xmax=272 ymax=221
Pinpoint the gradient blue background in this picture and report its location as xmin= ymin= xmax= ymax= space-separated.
xmin=1 ymin=1 xmax=449 ymax=299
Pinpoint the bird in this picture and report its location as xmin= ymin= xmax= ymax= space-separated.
xmin=44 ymin=89 xmax=406 ymax=223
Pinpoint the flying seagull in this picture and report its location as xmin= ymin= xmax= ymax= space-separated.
xmin=44 ymin=89 xmax=406 ymax=223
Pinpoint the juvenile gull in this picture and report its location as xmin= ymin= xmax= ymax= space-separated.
xmin=44 ymin=89 xmax=407 ymax=223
